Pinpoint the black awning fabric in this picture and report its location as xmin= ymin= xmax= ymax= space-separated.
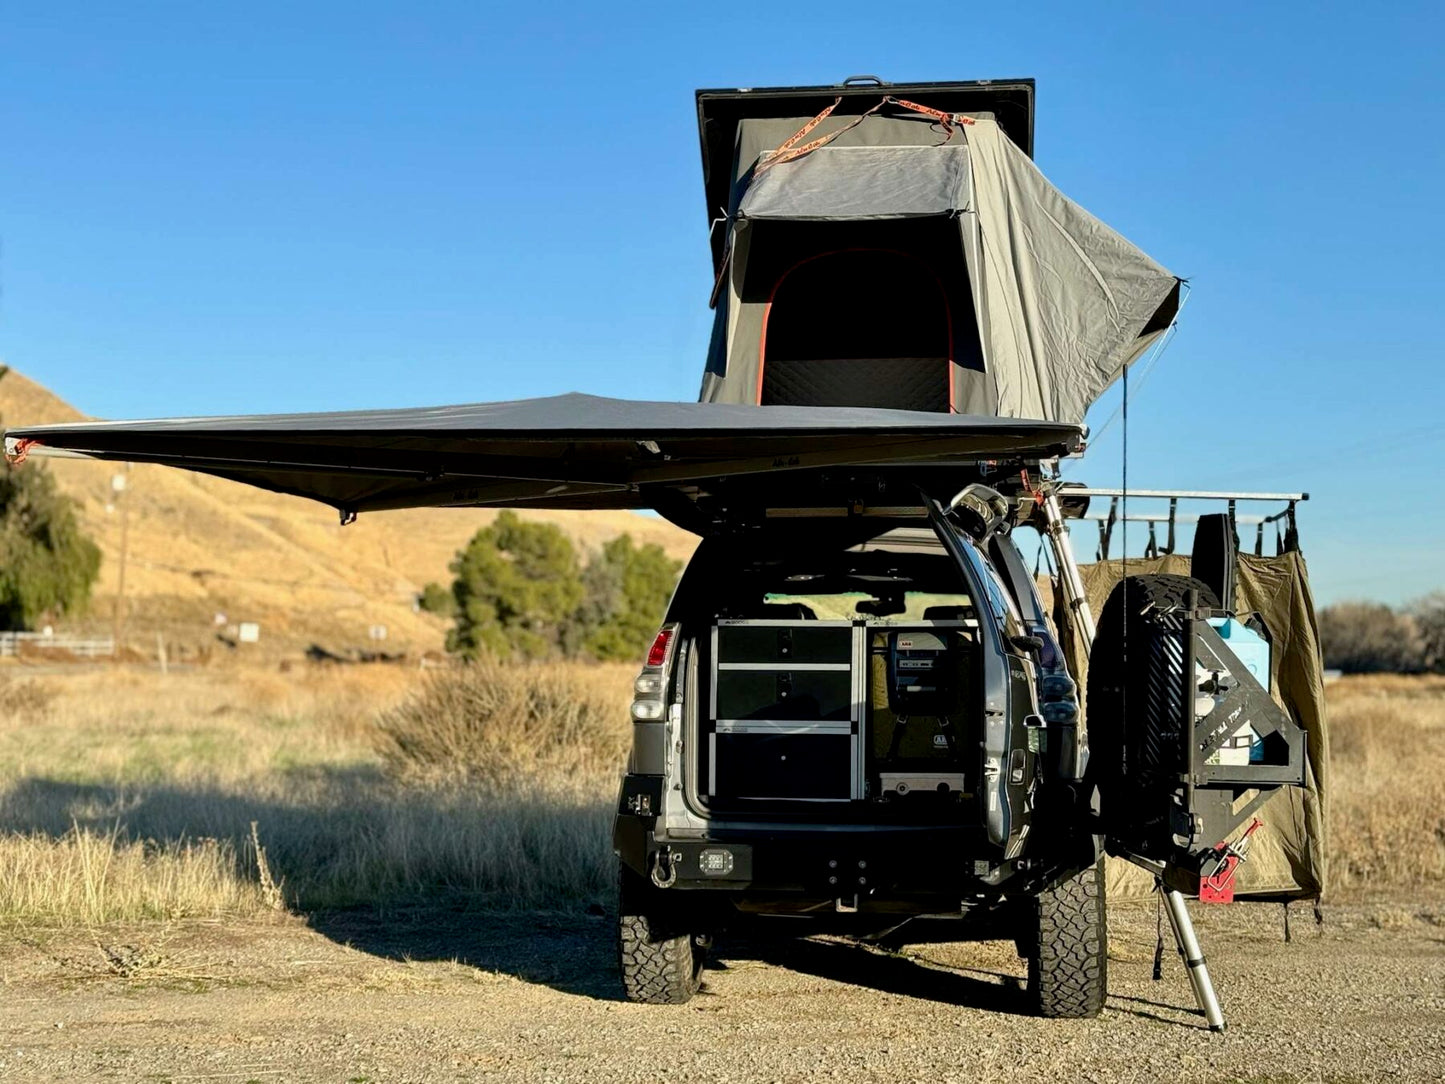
xmin=6 ymin=392 xmax=1081 ymax=515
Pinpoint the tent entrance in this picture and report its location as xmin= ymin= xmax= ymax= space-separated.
xmin=758 ymin=248 xmax=954 ymax=412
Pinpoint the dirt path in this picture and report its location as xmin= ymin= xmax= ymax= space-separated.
xmin=3 ymin=900 xmax=1443 ymax=1083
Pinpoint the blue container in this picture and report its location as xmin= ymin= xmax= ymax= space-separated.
xmin=1207 ymin=617 xmax=1271 ymax=763
xmin=1208 ymin=617 xmax=1270 ymax=686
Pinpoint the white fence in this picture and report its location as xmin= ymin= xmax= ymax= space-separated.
xmin=0 ymin=631 xmax=116 ymax=658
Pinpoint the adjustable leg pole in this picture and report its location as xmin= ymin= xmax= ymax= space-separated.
xmin=1162 ymin=888 xmax=1226 ymax=1032
xmin=1039 ymin=486 xmax=1097 ymax=647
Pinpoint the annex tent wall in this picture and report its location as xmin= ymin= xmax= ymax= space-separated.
xmin=699 ymin=112 xmax=1180 ymax=425
xmin=1048 ymin=551 xmax=1330 ymax=902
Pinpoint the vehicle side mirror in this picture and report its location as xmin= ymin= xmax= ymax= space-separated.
xmin=946 ymin=484 xmax=1010 ymax=542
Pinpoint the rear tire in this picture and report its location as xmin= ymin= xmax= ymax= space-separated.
xmin=617 ymin=863 xmax=703 ymax=1004
xmin=1027 ymin=859 xmax=1108 ymax=1019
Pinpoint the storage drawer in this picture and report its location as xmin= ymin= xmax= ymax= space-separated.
xmin=711 ymin=730 xmax=853 ymax=801
xmin=716 ymin=623 xmax=853 ymax=665
xmin=714 ymin=669 xmax=852 ymax=722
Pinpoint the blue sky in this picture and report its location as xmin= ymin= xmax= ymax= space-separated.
xmin=2 ymin=3 xmax=1441 ymax=604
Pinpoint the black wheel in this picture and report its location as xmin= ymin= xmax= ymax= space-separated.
xmin=617 ymin=862 xmax=704 ymax=1004
xmin=1027 ymin=859 xmax=1108 ymax=1019
xmin=1087 ymin=574 xmax=1221 ymax=859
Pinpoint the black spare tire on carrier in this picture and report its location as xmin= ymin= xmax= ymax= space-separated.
xmin=1086 ymin=574 xmax=1221 ymax=862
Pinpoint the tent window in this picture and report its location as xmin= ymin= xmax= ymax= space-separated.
xmin=759 ymin=249 xmax=952 ymax=412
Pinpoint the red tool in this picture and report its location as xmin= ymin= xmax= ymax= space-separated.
xmin=1198 ymin=818 xmax=1264 ymax=904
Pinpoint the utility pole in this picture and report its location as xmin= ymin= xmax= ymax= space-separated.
xmin=111 ymin=466 xmax=131 ymax=656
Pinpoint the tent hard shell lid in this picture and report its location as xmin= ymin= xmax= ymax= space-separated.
xmin=3 ymin=394 xmax=1082 ymax=519
xmin=695 ymin=80 xmax=1180 ymax=425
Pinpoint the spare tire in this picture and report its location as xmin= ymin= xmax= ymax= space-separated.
xmin=1087 ymin=574 xmax=1219 ymax=860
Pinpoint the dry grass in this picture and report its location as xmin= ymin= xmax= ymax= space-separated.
xmin=0 ymin=660 xmax=633 ymax=925
xmin=374 ymin=657 xmax=632 ymax=785
xmin=0 ymin=825 xmax=262 ymax=924
xmin=1327 ymin=674 xmax=1445 ymax=895
xmin=2 ymin=662 xmax=1442 ymax=927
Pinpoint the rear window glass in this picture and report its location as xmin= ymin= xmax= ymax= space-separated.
xmin=764 ymin=591 xmax=973 ymax=623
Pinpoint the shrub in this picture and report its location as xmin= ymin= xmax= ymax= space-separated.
xmin=416 ymin=580 xmax=456 ymax=617
xmin=372 ymin=657 xmax=629 ymax=786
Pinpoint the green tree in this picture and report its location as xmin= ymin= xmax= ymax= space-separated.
xmin=0 ymin=446 xmax=103 ymax=631
xmin=417 ymin=580 xmax=456 ymax=617
xmin=446 ymin=510 xmax=584 ymax=660
xmin=578 ymin=535 xmax=682 ymax=662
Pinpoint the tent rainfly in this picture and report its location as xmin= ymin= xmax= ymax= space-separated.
xmin=698 ymin=100 xmax=1180 ymax=425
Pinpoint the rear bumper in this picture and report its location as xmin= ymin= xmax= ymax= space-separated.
xmin=616 ymin=799 xmax=995 ymax=899
xmin=614 ymin=775 xmax=1099 ymax=903
xmin=626 ymin=831 xmax=981 ymax=897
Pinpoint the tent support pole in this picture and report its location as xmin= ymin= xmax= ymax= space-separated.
xmin=1039 ymin=483 xmax=1096 ymax=650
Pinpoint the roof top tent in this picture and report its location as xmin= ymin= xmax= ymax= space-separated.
xmin=696 ymin=77 xmax=1181 ymax=425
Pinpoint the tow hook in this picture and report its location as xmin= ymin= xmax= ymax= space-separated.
xmin=649 ymin=847 xmax=678 ymax=889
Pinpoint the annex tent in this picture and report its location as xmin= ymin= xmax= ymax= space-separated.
xmin=1047 ymin=550 xmax=1330 ymax=902
xmin=698 ymin=105 xmax=1180 ymax=425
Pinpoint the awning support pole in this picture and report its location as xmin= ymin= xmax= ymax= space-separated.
xmin=1162 ymin=885 xmax=1227 ymax=1032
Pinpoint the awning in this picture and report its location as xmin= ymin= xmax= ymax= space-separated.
xmin=5 ymin=392 xmax=1082 ymax=517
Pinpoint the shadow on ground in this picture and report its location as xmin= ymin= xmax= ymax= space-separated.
xmin=307 ymin=902 xmax=1035 ymax=1015
xmin=6 ymin=775 xmax=1037 ymax=1014
xmin=310 ymin=905 xmax=623 ymax=1000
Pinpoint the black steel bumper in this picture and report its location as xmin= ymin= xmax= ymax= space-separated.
xmin=615 ymin=777 xmax=1000 ymax=897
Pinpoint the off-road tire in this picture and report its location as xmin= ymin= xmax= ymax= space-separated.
xmin=1027 ymin=859 xmax=1108 ymax=1018
xmin=617 ymin=863 xmax=703 ymax=1004
xmin=1087 ymin=573 xmax=1221 ymax=859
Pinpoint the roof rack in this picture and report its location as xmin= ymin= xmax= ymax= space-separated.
xmin=1065 ymin=489 xmax=1307 ymax=560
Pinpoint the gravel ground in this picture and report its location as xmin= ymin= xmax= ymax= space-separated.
xmin=3 ymin=898 xmax=1443 ymax=1083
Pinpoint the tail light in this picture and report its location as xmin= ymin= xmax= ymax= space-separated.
xmin=646 ymin=628 xmax=674 ymax=668
xmin=632 ymin=623 xmax=679 ymax=722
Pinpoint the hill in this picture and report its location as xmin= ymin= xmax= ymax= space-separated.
xmin=0 ymin=366 xmax=697 ymax=658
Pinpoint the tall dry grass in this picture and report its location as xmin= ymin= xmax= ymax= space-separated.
xmin=1326 ymin=674 xmax=1445 ymax=895
xmin=0 ymin=826 xmax=262 ymax=924
xmin=0 ymin=660 xmax=634 ymax=924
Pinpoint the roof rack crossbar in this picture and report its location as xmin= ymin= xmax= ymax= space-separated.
xmin=1084 ymin=512 xmax=1276 ymax=526
xmin=1068 ymin=488 xmax=1308 ymax=502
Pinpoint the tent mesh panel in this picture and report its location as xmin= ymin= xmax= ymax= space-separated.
xmin=761 ymin=357 xmax=949 ymax=411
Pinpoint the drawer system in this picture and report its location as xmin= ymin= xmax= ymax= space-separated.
xmin=709 ymin=620 xmax=864 ymax=802
xmin=705 ymin=620 xmax=977 ymax=804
